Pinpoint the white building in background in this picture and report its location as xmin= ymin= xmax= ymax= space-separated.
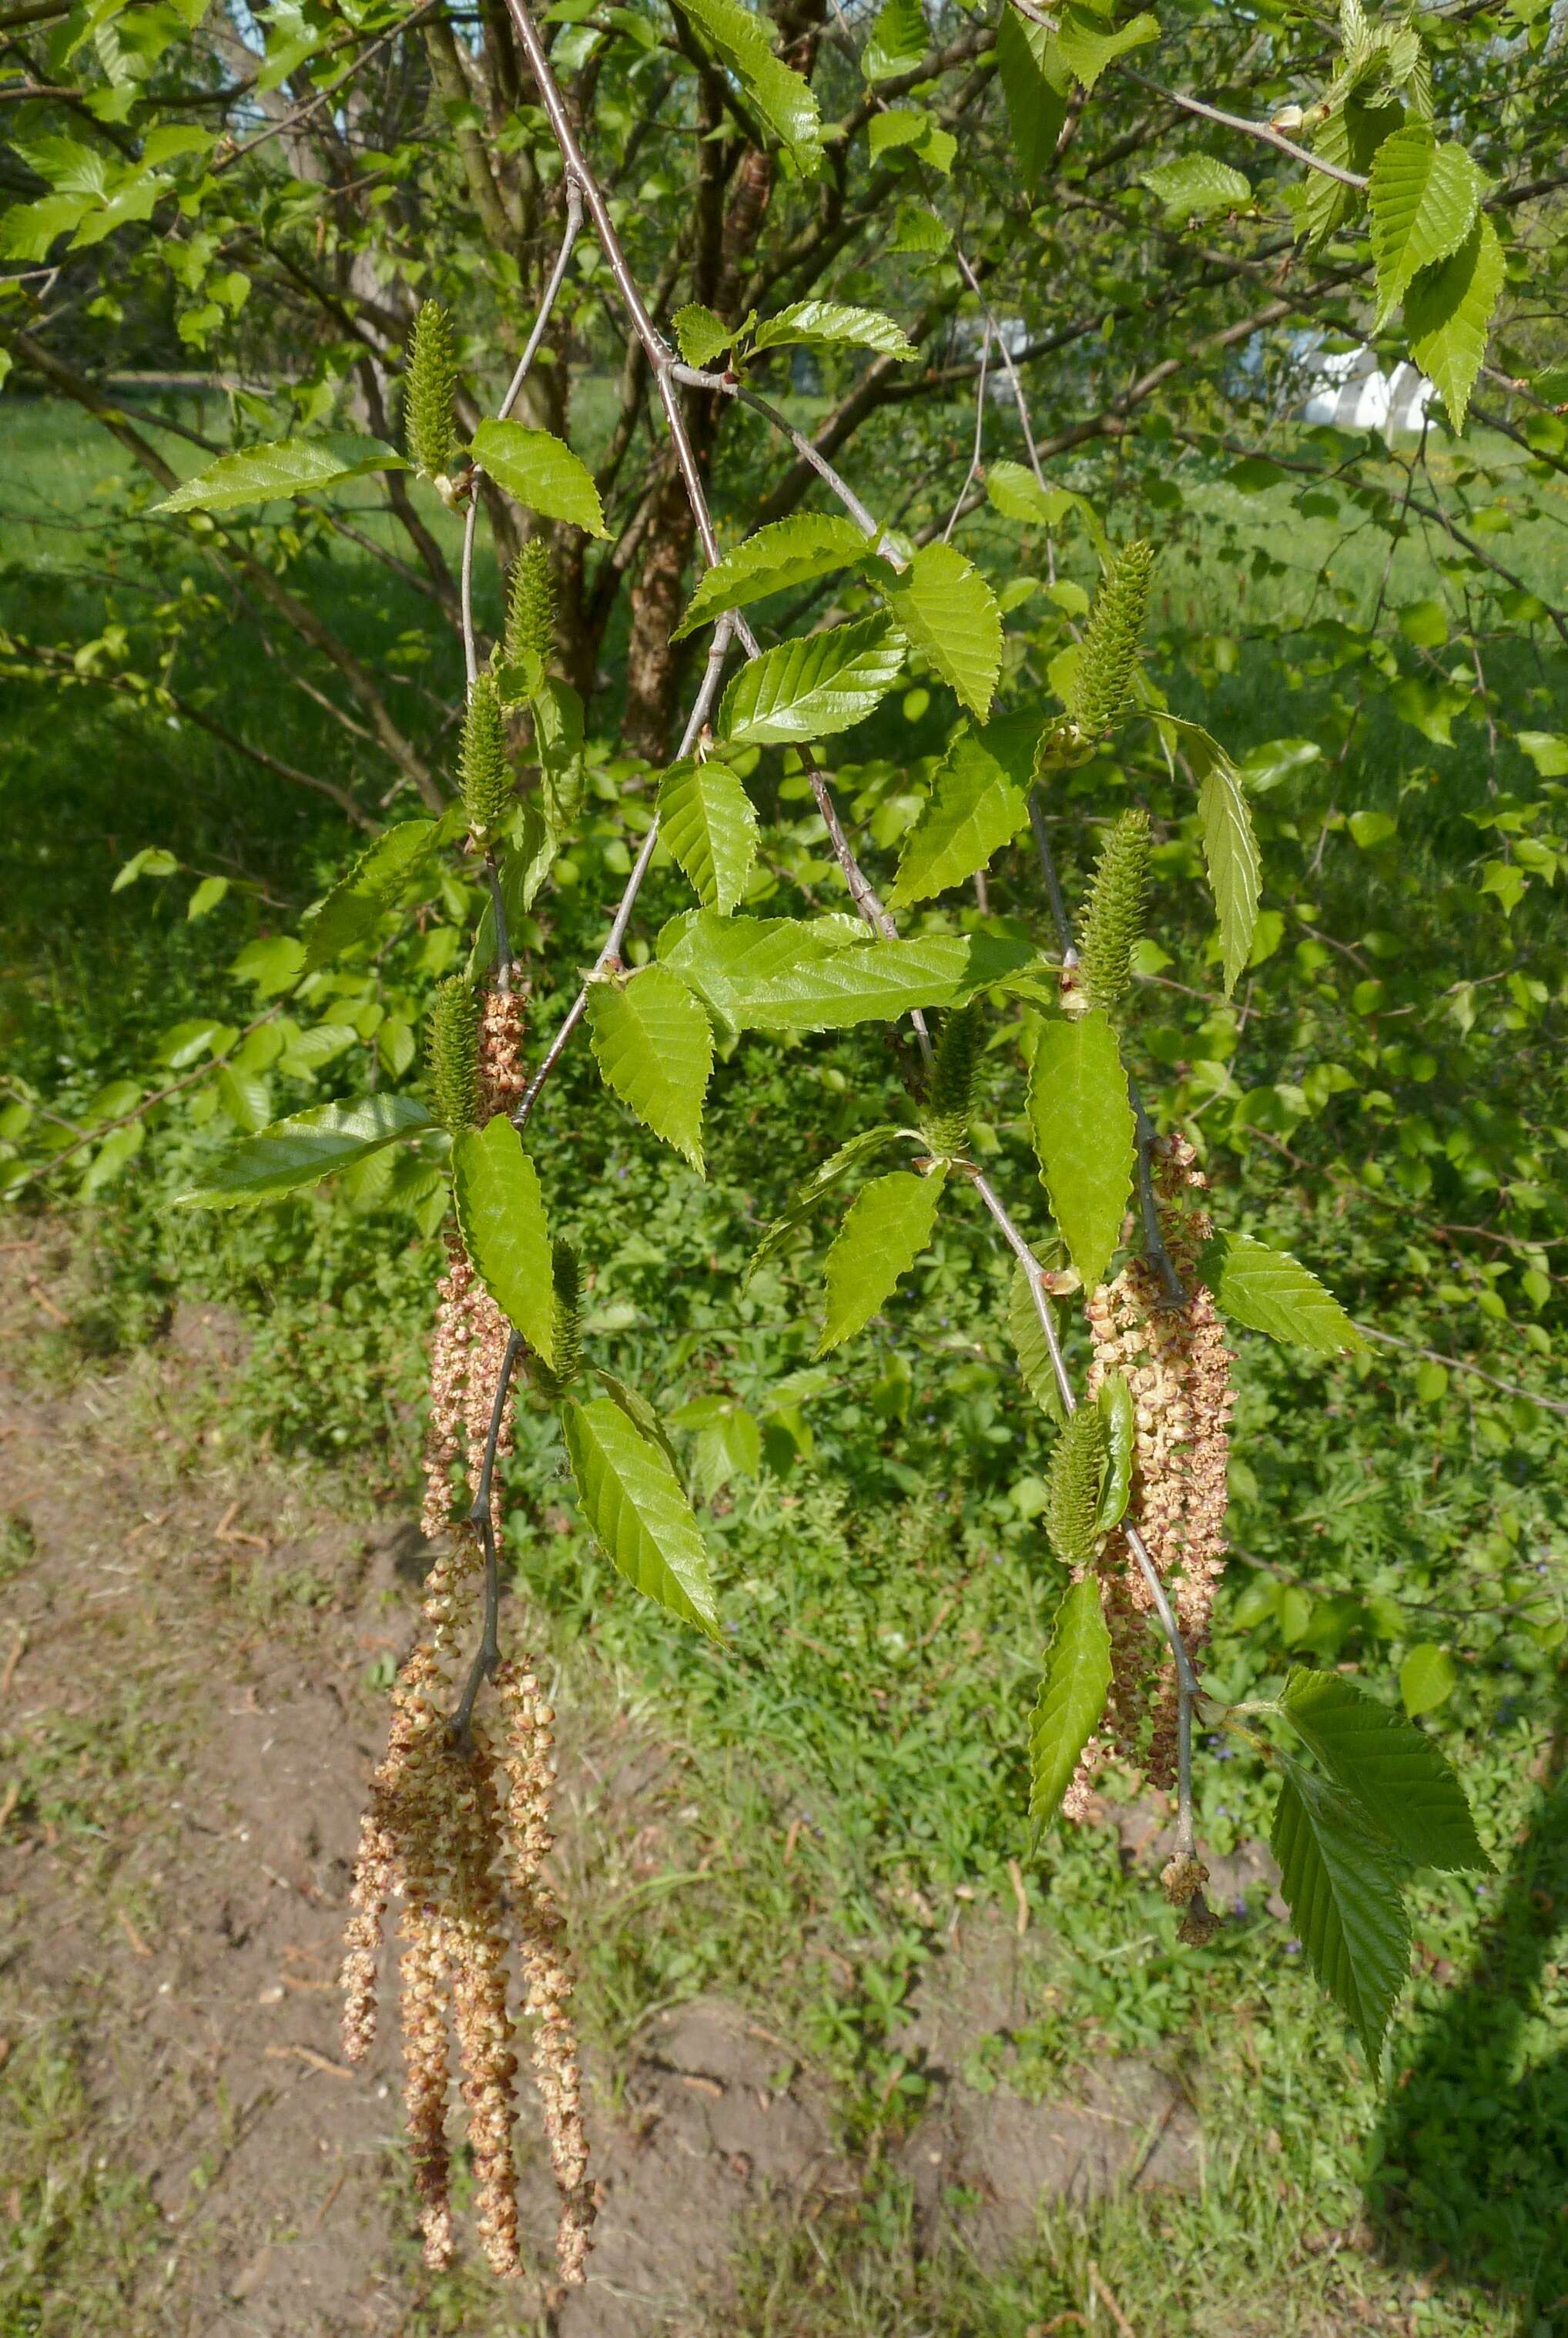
xmin=1297 ymin=343 xmax=1438 ymax=436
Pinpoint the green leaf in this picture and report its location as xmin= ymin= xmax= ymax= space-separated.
xmin=986 ymin=460 xmax=1073 ymax=529
xmin=1054 ymin=2 xmax=1159 ymax=91
xmin=818 ymin=1167 xmax=946 ymax=1353
xmin=1271 ymin=1758 xmax=1411 ymax=2065
xmin=1369 ymin=126 xmax=1487 ymax=328
xmin=451 ymin=1114 xmax=557 ymax=1365
xmin=469 ymin=419 xmax=608 ymax=537
xmin=561 ymin=1395 xmax=720 ymax=1634
xmin=186 ymin=874 xmax=230 ymax=920
xmin=749 ymin=300 xmax=916 ymax=362
xmin=863 ymin=0 xmax=926 ymax=79
xmin=673 ymin=0 xmax=823 ymax=173
xmin=1280 ymin=1667 xmax=1485 ymax=1871
xmin=1406 ymin=212 xmax=1505 ymax=433
xmin=1168 ymin=721 xmax=1261 ymax=997
xmin=748 ymin=1123 xmax=913 ymax=1279
xmin=1201 ymin=1231 xmax=1362 ymax=1353
xmin=299 ymin=819 xmax=438 ymax=973
xmin=891 ymin=200 xmax=951 ymax=256
xmin=664 ymin=911 xmax=1034 ymax=1033
xmin=674 ymin=515 xmax=874 ymax=639
xmin=995 ymin=3 xmax=1070 ymax=189
xmin=871 ymin=541 xmax=1003 ymax=720
xmin=171 ymin=1094 xmax=431 ymax=1208
xmin=1028 ymin=1578 xmax=1113 ymax=1832
xmin=672 ymin=302 xmax=733 ymax=369
xmin=716 ymin=616 xmax=905 ymax=747
xmin=656 ymin=758 xmax=759 ymax=914
xmin=1399 ymin=1643 xmax=1459 ymax=1721
xmin=1141 ymin=155 xmax=1251 ymax=223
xmin=889 ymin=719 xmax=1033 ymax=909
xmin=1026 ymin=1010 xmax=1135 ymax=1295
xmin=869 ymin=106 xmax=930 ymax=159
xmin=152 ymin=434 xmax=408 ymax=514
xmin=1008 ymin=1261 xmax=1066 ymax=1422
xmin=112 ymin=846 xmax=179 ymax=890
xmin=586 ymin=964 xmax=713 ymax=1174
xmin=1094 ymin=1372 xmax=1134 ymax=1533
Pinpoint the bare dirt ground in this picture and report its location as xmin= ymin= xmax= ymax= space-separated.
xmin=0 ymin=1234 xmax=1214 ymax=2336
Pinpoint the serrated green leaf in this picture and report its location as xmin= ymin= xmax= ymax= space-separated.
xmin=1008 ymin=1261 xmax=1066 ymax=1422
xmin=299 ymin=819 xmax=438 ymax=974
xmin=748 ymin=1123 xmax=913 ymax=1280
xmin=1055 ymin=2 xmax=1159 ymax=91
xmin=171 ymin=1094 xmax=431 ymax=1208
xmin=657 ymin=758 xmax=760 ymax=913
xmin=1027 ymin=1010 xmax=1135 ymax=1294
xmin=152 ymin=433 xmax=409 ymax=515
xmin=1141 ymin=154 xmax=1251 ymax=223
xmin=673 ymin=515 xmax=874 ymax=640
xmin=1406 ymin=211 xmax=1505 ymax=434
xmin=717 ymin=617 xmax=905 ymax=746
xmin=1305 ymin=93 xmax=1401 ymax=245
xmin=1029 ymin=1577 xmax=1113 ymax=1832
xmin=1271 ymin=1758 xmax=1411 ymax=2065
xmin=664 ymin=910 xmax=1034 ymax=1032
xmin=587 ymin=963 xmax=713 ymax=1173
xmin=889 ymin=720 xmax=1032 ymax=909
xmin=986 ymin=461 xmax=1073 ymax=529
xmin=672 ymin=301 xmax=732 ymax=369
xmin=1280 ymin=1667 xmax=1486 ymax=1872
xmin=562 ymin=1395 xmax=720 ymax=1634
xmin=872 ymin=541 xmax=1003 ymax=720
xmin=1369 ymin=126 xmax=1487 ymax=328
xmin=1094 ymin=1372 xmax=1134 ymax=1533
xmin=1201 ymin=1231 xmax=1362 ymax=1353
xmin=749 ymin=300 xmax=916 ymax=362
xmin=1167 ymin=721 xmax=1261 ymax=996
xmin=451 ymin=1114 xmax=556 ymax=1365
xmin=469 ymin=419 xmax=608 ymax=537
xmin=1399 ymin=1642 xmax=1459 ymax=1720
xmin=995 ymin=3 xmax=1070 ymax=189
xmin=674 ymin=0 xmax=823 ymax=173
xmin=892 ymin=200 xmax=951 ymax=256
xmin=818 ymin=1167 xmax=946 ymax=1353
xmin=863 ymin=0 xmax=926 ymax=79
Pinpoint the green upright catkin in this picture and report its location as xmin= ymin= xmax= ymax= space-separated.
xmin=506 ymin=541 xmax=556 ymax=667
xmin=428 ymin=979 xmax=481 ymax=1132
xmin=1067 ymin=540 xmax=1154 ymax=737
xmin=406 ymin=300 xmax=459 ymax=480
xmin=1045 ymin=1405 xmax=1109 ymax=1569
xmin=1077 ymin=809 xmax=1151 ymax=1012
xmin=460 ymin=672 xmax=511 ymax=837
xmin=924 ymin=1003 xmax=982 ymax=1155
xmin=538 ymin=1241 xmax=581 ymax=1395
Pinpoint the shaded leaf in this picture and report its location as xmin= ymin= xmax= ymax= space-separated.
xmin=1029 ymin=1578 xmax=1113 ymax=1832
xmin=171 ymin=1094 xmax=431 ymax=1208
xmin=995 ymin=3 xmax=1070 ymax=189
xmin=1054 ymin=2 xmax=1159 ymax=90
xmin=1027 ymin=1010 xmax=1135 ymax=1293
xmin=1008 ymin=1261 xmax=1066 ymax=1422
xmin=300 ymin=819 xmax=438 ymax=973
xmin=562 ymin=1395 xmax=720 ymax=1633
xmin=1271 ymin=1757 xmax=1411 ymax=2065
xmin=1406 ymin=212 xmax=1505 ymax=434
xmin=748 ymin=1123 xmax=913 ymax=1281
xmin=819 ymin=1167 xmax=946 ymax=1353
xmin=1141 ymin=154 xmax=1251 ymax=222
xmin=1280 ymin=1666 xmax=1486 ymax=1872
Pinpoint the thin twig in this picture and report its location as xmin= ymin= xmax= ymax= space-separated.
xmin=1355 ymin=1322 xmax=1568 ymax=1419
xmin=450 ymin=1328 xmax=524 ymax=1747
xmin=668 ymin=363 xmax=886 ymax=545
xmin=944 ymin=317 xmax=990 ymax=543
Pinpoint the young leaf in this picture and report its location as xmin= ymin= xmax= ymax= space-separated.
xmin=1405 ymin=212 xmax=1505 ymax=434
xmin=469 ymin=419 xmax=608 ymax=537
xmin=1009 ymin=1261 xmax=1066 ymax=1422
xmin=863 ymin=0 xmax=926 ymax=80
xmin=749 ymin=300 xmax=916 ymax=362
xmin=672 ymin=302 xmax=733 ymax=370
xmin=818 ymin=1167 xmax=946 ymax=1354
xmin=1271 ymin=1758 xmax=1412 ymax=2066
xmin=673 ymin=514 xmax=873 ymax=640
xmin=1027 ymin=1011 xmax=1135 ymax=1294
xmin=587 ymin=964 xmax=714 ymax=1174
xmin=664 ymin=912 xmax=1034 ymax=1032
xmin=171 ymin=1094 xmax=431 ymax=1208
xmin=673 ymin=0 xmax=823 ymax=174
xmin=561 ymin=1395 xmax=721 ymax=1634
xmin=1141 ymin=155 xmax=1251 ymax=223
xmin=889 ymin=718 xmax=1036 ymax=909
xmin=716 ymin=617 xmax=906 ymax=746
xmin=1029 ymin=1578 xmax=1113 ymax=1832
xmin=1198 ymin=751 xmax=1261 ymax=997
xmin=987 ymin=461 xmax=1072 ymax=529
xmin=300 ymin=819 xmax=440 ymax=976
xmin=1369 ymin=126 xmax=1487 ymax=328
xmin=871 ymin=541 xmax=1003 ymax=720
xmin=747 ymin=1123 xmax=913 ymax=1280
xmin=1279 ymin=1667 xmax=1486 ymax=1873
xmin=1094 ymin=1372 xmax=1135 ymax=1534
xmin=657 ymin=758 xmax=759 ymax=914
xmin=995 ymin=3 xmax=1070 ymax=189
xmin=152 ymin=433 xmax=409 ymax=515
xmin=1400 ymin=1642 xmax=1459 ymax=1720
xmin=1054 ymin=2 xmax=1159 ymax=91
xmin=1201 ymin=1231 xmax=1362 ymax=1353
xmin=451 ymin=1114 xmax=557 ymax=1365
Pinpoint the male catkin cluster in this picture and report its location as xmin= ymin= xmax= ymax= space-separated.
xmin=1067 ymin=538 xmax=1154 ymax=737
xmin=461 ymin=672 xmax=512 ymax=839
xmin=1076 ymin=809 xmax=1151 ymax=1013
xmin=924 ymin=1003 xmax=981 ymax=1155
xmin=506 ymin=541 xmax=556 ymax=667
xmin=407 ymin=300 xmax=459 ymax=480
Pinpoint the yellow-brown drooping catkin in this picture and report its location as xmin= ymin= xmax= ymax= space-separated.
xmin=479 ymin=989 xmax=527 ymax=1120
xmin=420 ymin=1228 xmax=515 ymax=1544
xmin=1060 ymin=1132 xmax=1235 ymax=1813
